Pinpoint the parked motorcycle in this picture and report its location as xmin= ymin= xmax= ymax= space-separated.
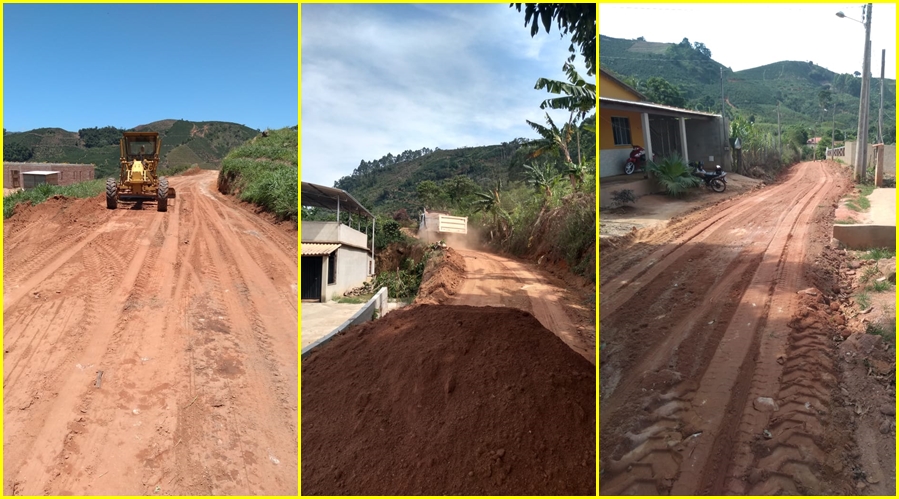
xmin=688 ymin=161 xmax=727 ymax=192
xmin=624 ymin=145 xmax=647 ymax=175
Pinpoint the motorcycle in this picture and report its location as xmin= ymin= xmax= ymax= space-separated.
xmin=624 ymin=145 xmax=646 ymax=175
xmin=688 ymin=161 xmax=727 ymax=192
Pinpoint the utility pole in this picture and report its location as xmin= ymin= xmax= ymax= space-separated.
xmin=853 ymin=3 xmax=873 ymax=182
xmin=720 ymin=67 xmax=728 ymax=168
xmin=878 ymin=48 xmax=885 ymax=144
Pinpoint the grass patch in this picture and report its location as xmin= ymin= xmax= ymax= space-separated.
xmin=333 ymin=294 xmax=373 ymax=304
xmin=860 ymin=265 xmax=879 ymax=283
xmin=866 ymin=323 xmax=896 ymax=345
xmin=858 ymin=184 xmax=875 ymax=196
xmin=855 ymin=291 xmax=871 ymax=309
xmin=218 ymin=128 xmax=297 ymax=223
xmin=867 ymin=280 xmax=892 ymax=293
xmin=861 ymin=247 xmax=895 ymax=261
xmin=834 ymin=218 xmax=858 ymax=224
xmin=3 ymin=179 xmax=105 ymax=219
xmin=845 ymin=201 xmax=861 ymax=212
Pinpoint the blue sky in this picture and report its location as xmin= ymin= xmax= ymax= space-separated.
xmin=600 ymin=3 xmax=896 ymax=79
xmin=3 ymin=4 xmax=298 ymax=132
xmin=301 ymin=4 xmax=592 ymax=187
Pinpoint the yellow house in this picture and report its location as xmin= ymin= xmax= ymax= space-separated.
xmin=598 ymin=66 xmax=730 ymax=204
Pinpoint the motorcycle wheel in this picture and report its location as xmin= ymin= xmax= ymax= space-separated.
xmin=710 ymin=178 xmax=726 ymax=192
xmin=625 ymin=162 xmax=636 ymax=175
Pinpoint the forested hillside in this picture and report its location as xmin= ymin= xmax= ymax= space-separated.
xmin=3 ymin=120 xmax=261 ymax=179
xmin=600 ymin=34 xmax=896 ymax=143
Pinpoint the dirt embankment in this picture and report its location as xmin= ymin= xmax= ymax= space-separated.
xmin=3 ymin=170 xmax=298 ymax=495
xmin=414 ymin=247 xmax=466 ymax=305
xmin=301 ymin=305 xmax=595 ymax=495
xmin=599 ymin=161 xmax=895 ymax=494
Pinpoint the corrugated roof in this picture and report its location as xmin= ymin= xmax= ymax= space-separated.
xmin=302 ymin=243 xmax=341 ymax=256
xmin=600 ymin=97 xmax=721 ymax=118
xmin=301 ymin=182 xmax=373 ymax=218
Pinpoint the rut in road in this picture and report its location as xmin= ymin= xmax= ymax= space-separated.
xmin=600 ymin=162 xmax=851 ymax=495
xmin=3 ymin=171 xmax=298 ymax=495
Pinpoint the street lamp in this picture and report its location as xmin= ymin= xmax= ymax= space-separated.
xmin=836 ymin=5 xmax=872 ymax=182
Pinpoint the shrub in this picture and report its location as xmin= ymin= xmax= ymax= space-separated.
xmin=647 ymin=153 xmax=700 ymax=197
xmin=610 ymin=189 xmax=636 ymax=207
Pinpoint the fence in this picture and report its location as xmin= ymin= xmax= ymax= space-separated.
xmin=825 ymin=146 xmax=845 ymax=159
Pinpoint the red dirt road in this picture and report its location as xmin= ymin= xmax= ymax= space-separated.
xmin=449 ymin=249 xmax=595 ymax=363
xmin=3 ymin=170 xmax=298 ymax=495
xmin=600 ymin=161 xmax=858 ymax=494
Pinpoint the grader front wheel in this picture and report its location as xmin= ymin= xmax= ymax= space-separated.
xmin=106 ymin=178 xmax=118 ymax=209
xmin=157 ymin=177 xmax=168 ymax=212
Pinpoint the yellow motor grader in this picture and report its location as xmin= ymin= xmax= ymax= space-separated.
xmin=106 ymin=132 xmax=175 ymax=211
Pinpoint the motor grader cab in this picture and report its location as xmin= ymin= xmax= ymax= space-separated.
xmin=106 ymin=132 xmax=175 ymax=211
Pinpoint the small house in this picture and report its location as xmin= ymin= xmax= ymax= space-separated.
xmin=22 ymin=171 xmax=60 ymax=189
xmin=301 ymin=182 xmax=375 ymax=302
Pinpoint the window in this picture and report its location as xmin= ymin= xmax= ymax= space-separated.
xmin=611 ymin=117 xmax=632 ymax=146
xmin=327 ymin=251 xmax=337 ymax=284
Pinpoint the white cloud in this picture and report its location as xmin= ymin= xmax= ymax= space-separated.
xmin=301 ymin=4 xmax=589 ymax=187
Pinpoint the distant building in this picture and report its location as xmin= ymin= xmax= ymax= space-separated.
xmin=4 ymin=162 xmax=94 ymax=189
xmin=301 ymin=182 xmax=375 ymax=302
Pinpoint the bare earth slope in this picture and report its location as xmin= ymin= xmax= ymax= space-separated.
xmin=599 ymin=161 xmax=871 ymax=494
xmin=3 ymin=170 xmax=298 ymax=495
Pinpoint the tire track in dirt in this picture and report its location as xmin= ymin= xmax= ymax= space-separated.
xmin=450 ymin=249 xmax=594 ymax=363
xmin=3 ymin=171 xmax=297 ymax=495
xmin=600 ymin=162 xmax=846 ymax=495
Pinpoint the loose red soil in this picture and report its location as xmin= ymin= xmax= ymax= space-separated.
xmin=414 ymin=247 xmax=466 ymax=305
xmin=4 ymin=170 xmax=298 ymax=495
xmin=600 ymin=161 xmax=895 ymax=494
xmin=301 ymin=305 xmax=595 ymax=495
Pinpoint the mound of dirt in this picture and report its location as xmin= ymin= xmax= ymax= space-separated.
xmin=301 ymin=305 xmax=596 ymax=495
xmin=4 ymin=194 xmax=107 ymax=234
xmin=179 ymin=166 xmax=204 ymax=176
xmin=414 ymin=247 xmax=466 ymax=305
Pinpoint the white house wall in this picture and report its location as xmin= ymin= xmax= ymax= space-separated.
xmin=324 ymin=246 xmax=371 ymax=300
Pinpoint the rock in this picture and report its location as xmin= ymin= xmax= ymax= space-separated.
xmin=833 ymin=314 xmax=845 ymax=326
xmin=798 ymin=288 xmax=819 ymax=296
xmin=880 ymin=405 xmax=895 ymax=416
xmin=496 ymin=449 xmax=505 ymax=458
xmin=845 ymin=270 xmax=856 ymax=276
xmin=830 ymin=302 xmax=841 ymax=311
xmin=849 ymin=261 xmax=862 ymax=269
xmin=753 ymin=397 xmax=779 ymax=412
xmin=880 ymin=421 xmax=892 ymax=434
xmin=832 ymin=285 xmax=841 ymax=294
xmin=840 ymin=328 xmax=852 ymax=339
xmin=876 ymin=257 xmax=896 ymax=283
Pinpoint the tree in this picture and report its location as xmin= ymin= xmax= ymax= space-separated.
xmin=416 ymin=180 xmax=443 ymax=209
xmin=534 ymin=62 xmax=596 ymax=122
xmin=641 ymin=77 xmax=686 ymax=108
xmin=692 ymin=41 xmax=711 ymax=58
xmin=525 ymin=112 xmax=573 ymax=165
xmin=4 ymin=141 xmax=33 ymax=162
xmin=523 ymin=162 xmax=561 ymax=203
xmin=443 ymin=175 xmax=479 ymax=206
xmin=511 ymin=3 xmax=596 ymax=75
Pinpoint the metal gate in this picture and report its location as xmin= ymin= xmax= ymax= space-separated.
xmin=301 ymin=256 xmax=322 ymax=301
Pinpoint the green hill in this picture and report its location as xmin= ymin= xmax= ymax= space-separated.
xmin=331 ymin=117 xmax=596 ymax=216
xmin=600 ymin=34 xmax=896 ymax=142
xmin=3 ymin=120 xmax=261 ymax=179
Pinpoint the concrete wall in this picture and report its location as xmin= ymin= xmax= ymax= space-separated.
xmin=302 ymin=221 xmax=369 ymax=249
xmin=4 ymin=162 xmax=94 ymax=188
xmin=301 ymin=286 xmax=389 ymax=359
xmin=324 ymin=246 xmax=371 ymax=300
xmin=599 ymin=109 xmax=646 ymax=178
xmin=833 ymin=224 xmax=896 ymax=250
xmin=843 ymin=142 xmax=896 ymax=176
xmin=686 ymin=118 xmax=729 ymax=170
